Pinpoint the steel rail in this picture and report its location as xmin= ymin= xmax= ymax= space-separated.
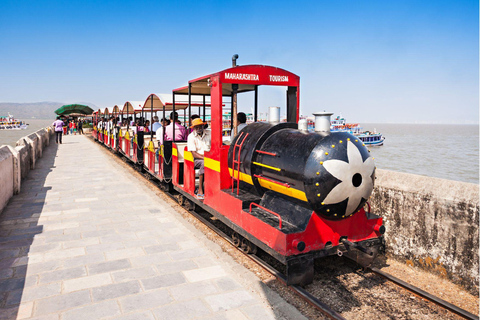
xmin=369 ymin=267 xmax=478 ymax=320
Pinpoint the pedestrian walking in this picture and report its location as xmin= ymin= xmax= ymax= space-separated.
xmin=77 ymin=120 xmax=84 ymax=135
xmin=52 ymin=116 xmax=64 ymax=144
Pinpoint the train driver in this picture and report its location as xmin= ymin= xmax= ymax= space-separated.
xmin=187 ymin=118 xmax=211 ymax=200
xmin=230 ymin=112 xmax=247 ymax=141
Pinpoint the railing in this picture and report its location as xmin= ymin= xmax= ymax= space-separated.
xmin=231 ymin=132 xmax=249 ymax=195
xmin=249 ymin=202 xmax=282 ymax=229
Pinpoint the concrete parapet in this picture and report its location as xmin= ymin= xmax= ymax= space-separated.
xmin=6 ymin=146 xmax=20 ymax=195
xmin=0 ymin=127 xmax=54 ymax=214
xmin=28 ymin=132 xmax=42 ymax=160
xmin=371 ymin=169 xmax=479 ymax=294
xmin=35 ymin=128 xmax=48 ymax=150
xmin=17 ymin=136 xmax=36 ymax=169
xmin=15 ymin=144 xmax=31 ymax=181
xmin=0 ymin=146 xmax=14 ymax=212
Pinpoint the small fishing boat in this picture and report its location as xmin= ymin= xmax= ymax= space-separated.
xmin=0 ymin=113 xmax=29 ymax=130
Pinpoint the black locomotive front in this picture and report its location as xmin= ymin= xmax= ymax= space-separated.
xmin=228 ymin=122 xmax=375 ymax=220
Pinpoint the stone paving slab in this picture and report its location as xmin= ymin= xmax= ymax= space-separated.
xmin=0 ymin=135 xmax=307 ymax=320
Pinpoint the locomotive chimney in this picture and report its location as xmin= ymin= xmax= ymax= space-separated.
xmin=268 ymin=106 xmax=280 ymax=124
xmin=298 ymin=118 xmax=308 ymax=131
xmin=232 ymin=54 xmax=239 ymax=67
xmin=312 ymin=111 xmax=333 ymax=133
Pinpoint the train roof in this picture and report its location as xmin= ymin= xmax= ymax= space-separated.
xmin=142 ymin=93 xmax=209 ymax=112
xmin=122 ymin=101 xmax=144 ymax=114
xmin=111 ymin=104 xmax=124 ymax=114
xmin=173 ymin=64 xmax=299 ymax=96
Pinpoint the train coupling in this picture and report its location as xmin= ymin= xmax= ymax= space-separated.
xmin=341 ymin=239 xmax=374 ymax=256
xmin=340 ymin=238 xmax=380 ymax=268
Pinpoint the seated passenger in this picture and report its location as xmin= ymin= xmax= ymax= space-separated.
xmin=187 ymin=118 xmax=211 ymax=200
xmin=155 ymin=118 xmax=171 ymax=147
xmin=165 ymin=111 xmax=187 ymax=141
xmin=152 ymin=116 xmax=161 ymax=132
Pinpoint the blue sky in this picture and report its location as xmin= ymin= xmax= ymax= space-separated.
xmin=0 ymin=0 xmax=478 ymax=123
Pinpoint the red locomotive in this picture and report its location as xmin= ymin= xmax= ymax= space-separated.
xmin=93 ymin=62 xmax=385 ymax=286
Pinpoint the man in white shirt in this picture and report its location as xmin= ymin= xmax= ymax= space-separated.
xmin=187 ymin=118 xmax=211 ymax=200
xmin=152 ymin=116 xmax=161 ymax=132
xmin=230 ymin=112 xmax=248 ymax=141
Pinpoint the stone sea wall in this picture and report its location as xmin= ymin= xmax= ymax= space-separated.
xmin=371 ymin=169 xmax=479 ymax=294
xmin=0 ymin=127 xmax=54 ymax=213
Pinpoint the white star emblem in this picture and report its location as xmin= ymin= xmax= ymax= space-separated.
xmin=322 ymin=141 xmax=375 ymax=215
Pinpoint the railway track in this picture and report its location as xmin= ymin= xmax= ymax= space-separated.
xmin=98 ymin=140 xmax=478 ymax=320
xmin=369 ymin=267 xmax=478 ymax=320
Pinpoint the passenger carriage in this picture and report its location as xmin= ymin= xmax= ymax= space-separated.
xmin=117 ymin=101 xmax=143 ymax=162
xmin=140 ymin=93 xmax=213 ymax=181
xmin=92 ymin=110 xmax=99 ymax=140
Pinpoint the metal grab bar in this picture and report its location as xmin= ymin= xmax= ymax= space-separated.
xmin=253 ymin=174 xmax=291 ymax=188
xmin=249 ymin=203 xmax=282 ymax=229
xmin=255 ymin=150 xmax=277 ymax=156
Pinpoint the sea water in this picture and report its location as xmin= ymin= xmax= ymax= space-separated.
xmin=0 ymin=120 xmax=478 ymax=184
xmin=0 ymin=119 xmax=55 ymax=147
xmin=364 ymin=123 xmax=479 ymax=184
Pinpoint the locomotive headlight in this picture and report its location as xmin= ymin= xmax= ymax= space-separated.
xmin=321 ymin=141 xmax=375 ymax=216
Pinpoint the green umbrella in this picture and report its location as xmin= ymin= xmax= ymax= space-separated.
xmin=54 ymin=104 xmax=94 ymax=116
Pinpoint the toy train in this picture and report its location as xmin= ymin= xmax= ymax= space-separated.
xmin=92 ymin=63 xmax=385 ymax=286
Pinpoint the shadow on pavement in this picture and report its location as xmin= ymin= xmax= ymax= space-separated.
xmin=0 ymin=143 xmax=58 ymax=320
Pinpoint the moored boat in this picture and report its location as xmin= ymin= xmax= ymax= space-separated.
xmin=0 ymin=113 xmax=29 ymax=130
xmin=330 ymin=115 xmax=385 ymax=146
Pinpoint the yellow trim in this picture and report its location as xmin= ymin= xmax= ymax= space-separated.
xmin=258 ymin=178 xmax=308 ymax=202
xmin=252 ymin=162 xmax=281 ymax=172
xmin=119 ymin=130 xmax=123 ymax=138
xmin=172 ymin=148 xmax=178 ymax=157
xmin=147 ymin=141 xmax=155 ymax=152
xmin=228 ymin=168 xmax=254 ymax=185
xmin=205 ymin=157 xmax=220 ymax=172
xmin=184 ymin=150 xmax=194 ymax=162
xmin=125 ymin=131 xmax=130 ymax=140
xmin=227 ymin=168 xmax=306 ymax=201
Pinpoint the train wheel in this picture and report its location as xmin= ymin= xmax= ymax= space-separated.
xmin=184 ymin=200 xmax=195 ymax=211
xmin=232 ymin=233 xmax=241 ymax=247
xmin=177 ymin=194 xmax=185 ymax=206
xmin=248 ymin=242 xmax=257 ymax=255
xmin=240 ymin=238 xmax=257 ymax=254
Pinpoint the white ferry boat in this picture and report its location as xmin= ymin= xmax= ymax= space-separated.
xmin=0 ymin=113 xmax=29 ymax=130
xmin=330 ymin=115 xmax=385 ymax=146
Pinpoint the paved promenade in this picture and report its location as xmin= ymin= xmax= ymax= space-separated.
xmin=0 ymin=135 xmax=305 ymax=320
